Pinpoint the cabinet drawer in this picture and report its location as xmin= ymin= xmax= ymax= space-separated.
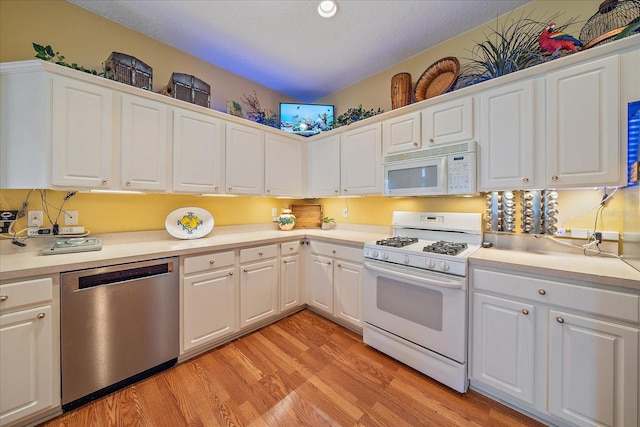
xmin=309 ymin=241 xmax=363 ymax=263
xmin=240 ymin=244 xmax=277 ymax=263
xmin=280 ymin=241 xmax=302 ymax=255
xmin=473 ymin=268 xmax=639 ymax=323
xmin=184 ymin=251 xmax=235 ymax=275
xmin=0 ymin=277 xmax=53 ymax=311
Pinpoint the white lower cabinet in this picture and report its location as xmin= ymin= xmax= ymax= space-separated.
xmin=470 ymin=266 xmax=639 ymax=427
xmin=182 ymin=251 xmax=237 ymax=353
xmin=280 ymin=241 xmax=303 ymax=311
xmin=306 ymin=241 xmax=363 ymax=329
xmin=0 ymin=277 xmax=59 ymax=427
xmin=239 ymin=245 xmax=278 ymax=328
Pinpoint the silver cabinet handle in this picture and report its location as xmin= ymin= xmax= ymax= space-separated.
xmin=334 ymin=189 xmax=339 ymax=193
xmin=337 ymin=263 xmax=342 ymax=268
xmin=102 ymin=179 xmax=108 ymax=185
xmin=0 ymin=295 xmax=7 ymax=302
xmin=521 ymin=309 xmax=529 ymax=315
xmin=522 ymin=177 xmax=529 ymax=183
xmin=243 ymin=268 xmax=248 ymax=273
xmin=283 ymin=260 xmax=290 ymax=264
xmin=413 ymin=142 xmax=418 ymax=147
xmin=538 ymin=289 xmax=546 ymax=295
xmin=209 ymin=260 xmax=215 ymax=265
xmin=429 ymin=138 xmax=434 ymax=143
xmin=125 ymin=180 xmax=131 ymax=187
xmin=332 ymin=250 xmax=336 ymax=254
xmin=214 ymin=186 xmax=219 ymax=191
xmin=258 ymin=251 xmax=263 ymax=256
xmin=228 ymin=187 xmax=233 ymax=191
xmin=37 ymin=312 xmax=46 ymax=319
xmin=326 ymin=261 xmax=332 ymax=266
xmin=556 ymin=316 xmax=564 ymax=323
xmin=266 ymin=189 xmax=270 ymax=193
xmin=551 ymin=175 xmax=558 ymax=181
xmin=228 ymin=272 xmax=233 ymax=276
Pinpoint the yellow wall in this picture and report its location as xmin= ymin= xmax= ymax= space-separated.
xmin=0 ymin=0 xmax=628 ymax=236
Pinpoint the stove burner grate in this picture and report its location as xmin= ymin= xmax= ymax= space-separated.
xmin=375 ymin=236 xmax=418 ymax=248
xmin=423 ymin=240 xmax=468 ymax=256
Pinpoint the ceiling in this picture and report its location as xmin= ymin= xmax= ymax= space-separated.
xmin=67 ymin=0 xmax=532 ymax=102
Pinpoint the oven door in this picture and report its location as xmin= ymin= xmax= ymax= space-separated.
xmin=383 ymin=156 xmax=446 ymax=196
xmin=363 ymin=259 xmax=467 ymax=363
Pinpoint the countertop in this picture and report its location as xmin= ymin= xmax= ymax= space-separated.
xmin=2 ymin=225 xmax=639 ymax=292
xmin=0 ymin=225 xmax=390 ymax=281
xmin=470 ymin=247 xmax=640 ymax=291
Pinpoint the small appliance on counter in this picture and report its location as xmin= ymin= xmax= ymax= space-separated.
xmin=42 ymin=237 xmax=102 ymax=255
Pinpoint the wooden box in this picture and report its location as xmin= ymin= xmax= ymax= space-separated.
xmin=291 ymin=204 xmax=322 ymax=229
xmin=164 ymin=72 xmax=210 ymax=108
xmin=103 ymin=52 xmax=152 ymax=90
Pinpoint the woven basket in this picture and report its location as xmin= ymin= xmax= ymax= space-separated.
xmin=413 ymin=57 xmax=460 ymax=102
xmin=580 ymin=0 xmax=640 ymax=49
xmin=161 ymin=73 xmax=211 ymax=108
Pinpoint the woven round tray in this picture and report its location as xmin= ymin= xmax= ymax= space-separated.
xmin=413 ymin=57 xmax=460 ymax=101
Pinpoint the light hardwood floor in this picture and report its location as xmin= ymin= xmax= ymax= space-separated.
xmin=41 ymin=309 xmax=544 ymax=426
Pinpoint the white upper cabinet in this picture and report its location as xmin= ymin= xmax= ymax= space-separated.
xmin=51 ymin=75 xmax=114 ymax=189
xmin=120 ymin=94 xmax=169 ymax=191
xmin=341 ymin=123 xmax=382 ymax=195
xmin=172 ymin=107 xmax=224 ymax=194
xmin=308 ymin=133 xmax=341 ymax=197
xmin=382 ymin=111 xmax=421 ymax=155
xmin=265 ymin=133 xmax=305 ymax=197
xmin=225 ymin=122 xmax=264 ymax=195
xmin=422 ymin=96 xmax=473 ymax=146
xmin=545 ymin=55 xmax=620 ymax=187
xmin=478 ymin=80 xmax=536 ymax=191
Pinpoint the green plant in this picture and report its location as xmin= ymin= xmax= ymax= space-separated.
xmin=455 ymin=12 xmax=577 ymax=89
xmin=332 ymin=105 xmax=384 ymax=128
xmin=32 ymin=43 xmax=98 ymax=75
xmin=322 ymin=216 xmax=335 ymax=223
xmin=240 ymin=91 xmax=280 ymax=129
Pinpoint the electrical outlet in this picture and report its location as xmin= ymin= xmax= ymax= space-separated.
xmin=65 ymin=211 xmax=78 ymax=225
xmin=58 ymin=226 xmax=85 ymax=235
xmin=272 ymin=208 xmax=278 ymax=222
xmin=27 ymin=210 xmax=43 ymax=227
xmin=342 ymin=208 xmax=348 ymax=218
xmin=1 ymin=221 xmax=11 ymax=234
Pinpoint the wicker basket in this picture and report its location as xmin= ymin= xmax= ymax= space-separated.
xmin=103 ymin=52 xmax=153 ymax=90
xmin=580 ymin=0 xmax=640 ymax=49
xmin=162 ymin=73 xmax=211 ymax=108
xmin=413 ymin=57 xmax=460 ymax=102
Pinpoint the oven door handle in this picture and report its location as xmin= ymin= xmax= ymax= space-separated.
xmin=364 ymin=261 xmax=463 ymax=289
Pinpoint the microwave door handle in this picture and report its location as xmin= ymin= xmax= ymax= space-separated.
xmin=364 ymin=261 xmax=463 ymax=289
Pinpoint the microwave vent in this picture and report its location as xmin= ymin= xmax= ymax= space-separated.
xmin=384 ymin=141 xmax=475 ymax=163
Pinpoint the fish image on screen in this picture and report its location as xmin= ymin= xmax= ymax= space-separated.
xmin=280 ymin=103 xmax=334 ymax=137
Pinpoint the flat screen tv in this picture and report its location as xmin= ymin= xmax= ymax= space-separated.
xmin=280 ymin=103 xmax=334 ymax=137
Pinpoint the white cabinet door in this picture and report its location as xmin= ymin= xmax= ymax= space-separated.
xmin=307 ymin=254 xmax=333 ymax=314
xmin=0 ymin=306 xmax=54 ymax=426
xmin=382 ymin=111 xmax=421 ymax=155
xmin=183 ymin=267 xmax=236 ymax=352
xmin=545 ymin=55 xmax=620 ymax=187
xmin=478 ymin=80 xmax=536 ymax=190
xmin=422 ymin=96 xmax=473 ymax=146
xmin=265 ymin=133 xmax=305 ymax=197
xmin=51 ymin=75 xmax=113 ymax=188
xmin=121 ymin=94 xmax=168 ymax=191
xmin=341 ymin=123 xmax=382 ymax=195
xmin=239 ymin=259 xmax=278 ymax=328
xmin=280 ymin=253 xmax=301 ymax=311
xmin=226 ymin=122 xmax=264 ymax=195
xmin=172 ymin=108 xmax=224 ymax=194
xmin=548 ymin=310 xmax=638 ymax=427
xmin=471 ymin=292 xmax=535 ymax=405
xmin=333 ymin=259 xmax=363 ymax=328
xmin=308 ymin=134 xmax=340 ymax=197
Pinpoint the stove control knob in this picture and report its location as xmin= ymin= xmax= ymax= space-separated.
xmin=425 ymin=259 xmax=435 ymax=269
xmin=382 ymin=252 xmax=389 ymax=260
xmin=372 ymin=250 xmax=379 ymax=258
xmin=439 ymin=261 xmax=449 ymax=271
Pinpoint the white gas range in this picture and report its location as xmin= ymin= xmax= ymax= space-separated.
xmin=362 ymin=211 xmax=483 ymax=393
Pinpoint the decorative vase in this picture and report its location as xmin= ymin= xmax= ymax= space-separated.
xmin=278 ymin=209 xmax=296 ymax=231
xmin=391 ymin=72 xmax=412 ymax=109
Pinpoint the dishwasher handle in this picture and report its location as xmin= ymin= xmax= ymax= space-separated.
xmin=62 ymin=258 xmax=177 ymax=291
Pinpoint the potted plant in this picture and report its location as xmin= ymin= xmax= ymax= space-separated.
xmin=322 ymin=216 xmax=335 ymax=230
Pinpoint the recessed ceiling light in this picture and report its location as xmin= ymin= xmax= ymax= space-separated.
xmin=318 ymin=0 xmax=338 ymax=18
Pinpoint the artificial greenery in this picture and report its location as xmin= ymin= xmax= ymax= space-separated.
xmin=240 ymin=91 xmax=280 ymax=129
xmin=33 ymin=43 xmax=99 ymax=75
xmin=454 ymin=12 xmax=577 ymax=89
xmin=332 ymin=105 xmax=384 ymax=128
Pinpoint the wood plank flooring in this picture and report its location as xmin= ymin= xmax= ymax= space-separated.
xmin=40 ymin=309 xmax=544 ymax=427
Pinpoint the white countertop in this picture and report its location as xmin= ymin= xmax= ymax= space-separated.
xmin=0 ymin=225 xmax=390 ymax=281
xmin=470 ymin=247 xmax=640 ymax=291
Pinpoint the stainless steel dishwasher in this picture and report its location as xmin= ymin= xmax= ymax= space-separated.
xmin=61 ymin=257 xmax=179 ymax=411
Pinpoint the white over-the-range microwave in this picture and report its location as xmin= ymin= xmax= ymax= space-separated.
xmin=383 ymin=141 xmax=476 ymax=196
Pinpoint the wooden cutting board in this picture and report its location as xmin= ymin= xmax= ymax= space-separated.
xmin=291 ymin=204 xmax=322 ymax=229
